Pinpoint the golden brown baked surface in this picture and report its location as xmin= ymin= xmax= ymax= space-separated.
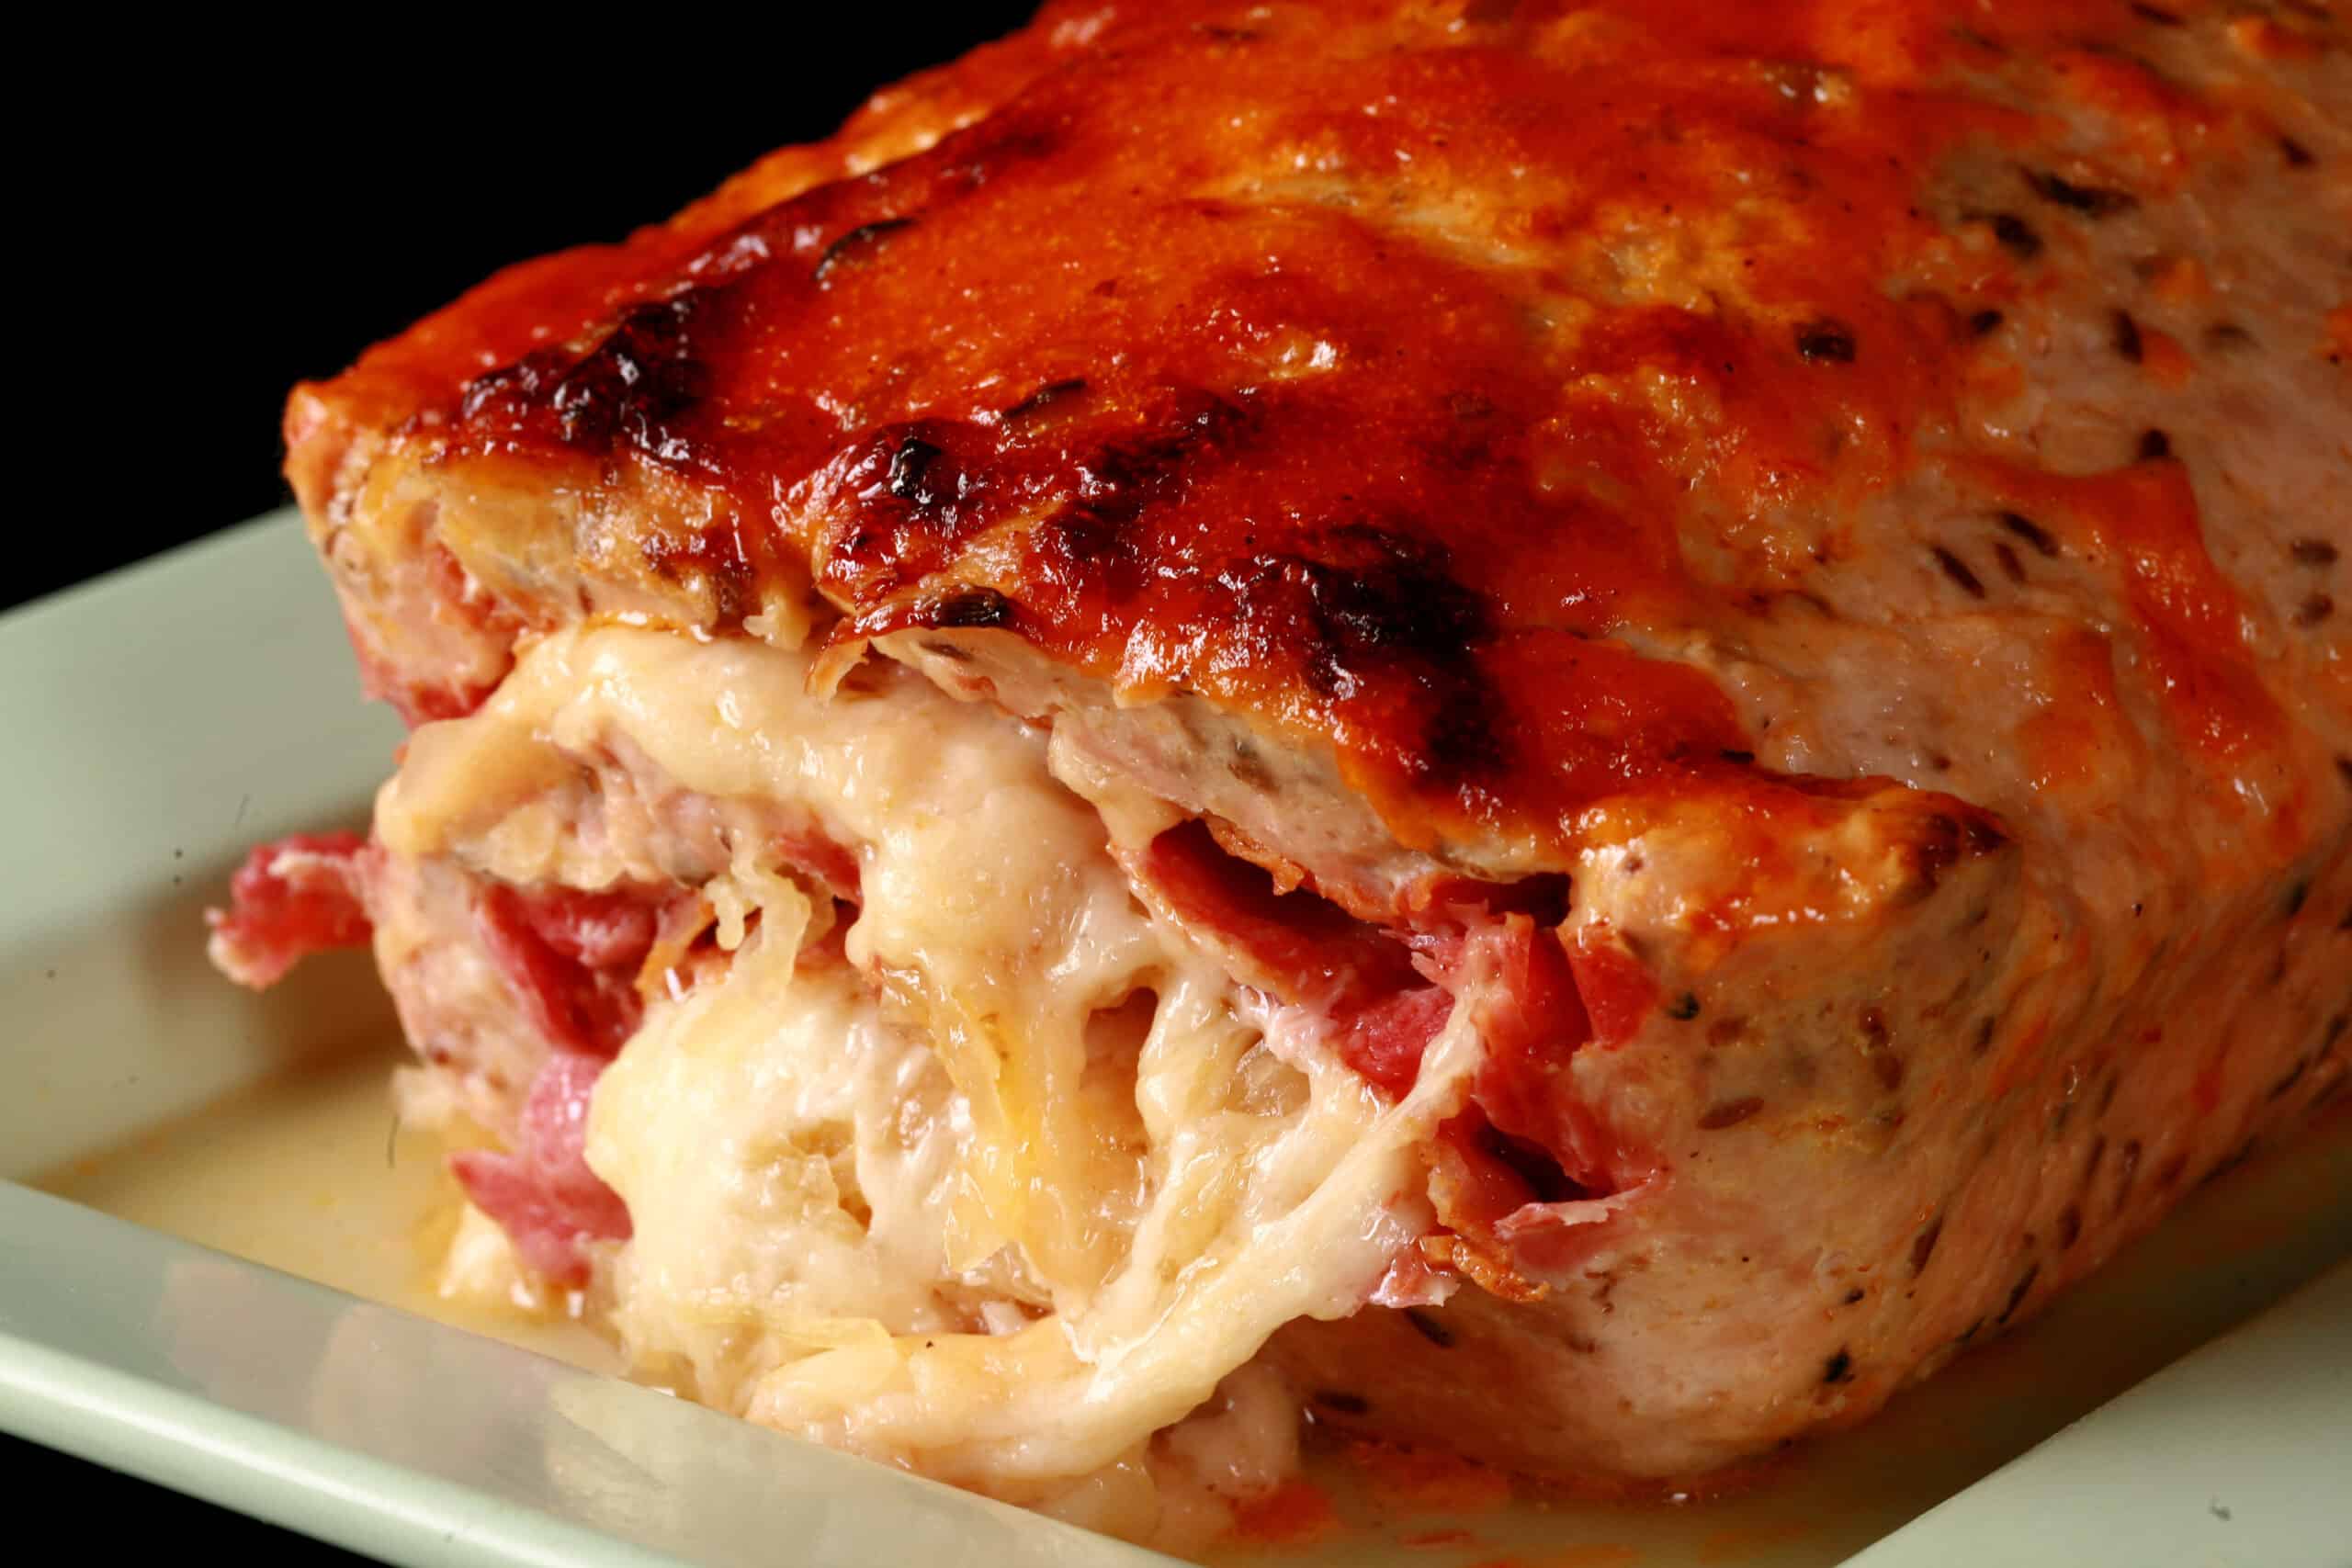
xmin=293 ymin=0 xmax=2346 ymax=868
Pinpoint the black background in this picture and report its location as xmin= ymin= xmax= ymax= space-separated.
xmin=12 ymin=8 xmax=1030 ymax=1562
xmin=19 ymin=6 xmax=1034 ymax=609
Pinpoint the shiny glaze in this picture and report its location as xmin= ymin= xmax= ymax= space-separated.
xmin=296 ymin=0 xmax=2348 ymax=862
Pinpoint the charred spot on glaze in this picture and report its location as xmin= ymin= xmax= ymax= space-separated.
xmin=1419 ymin=694 xmax=1510 ymax=784
xmin=1967 ymin=309 xmax=2005 ymax=337
xmin=1822 ymin=1348 xmax=1855 ymax=1385
xmin=1256 ymin=529 xmax=1495 ymax=770
xmin=926 ymin=586 xmax=1017 ymax=629
xmin=2290 ymin=537 xmax=2339 ymax=567
xmin=1029 ymin=392 xmax=1252 ymax=573
xmin=2279 ymin=136 xmax=2315 ymax=168
xmin=1064 ymin=389 xmax=1252 ymax=532
xmin=1028 ymin=505 xmax=1132 ymax=576
xmin=1311 ymin=1390 xmax=1371 ymax=1416
xmin=557 ymin=296 xmax=713 ymax=454
xmin=463 ymin=291 xmax=714 ymax=457
xmin=2129 ymin=2 xmax=2183 ymax=22
xmin=1794 ymin=319 xmax=1857 ymax=362
xmin=1994 ymin=541 xmax=2026 ymax=583
xmin=888 ymin=434 xmax=946 ymax=503
xmin=2292 ymin=593 xmax=2335 ymax=627
xmin=1719 ymin=749 xmax=1757 ymax=765
xmin=814 ymin=218 xmax=917 ymax=281
xmin=2022 ymin=168 xmax=2138 ymax=218
xmin=1668 ymin=992 xmax=1702 ymax=1021
xmin=817 ymin=423 xmax=995 ymax=604
xmin=2138 ymin=428 xmax=2173 ymax=461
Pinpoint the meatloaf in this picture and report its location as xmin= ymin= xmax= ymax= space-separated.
xmin=215 ymin=0 xmax=2350 ymax=1537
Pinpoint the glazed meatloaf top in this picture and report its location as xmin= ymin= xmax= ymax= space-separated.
xmin=291 ymin=1 xmax=2348 ymax=929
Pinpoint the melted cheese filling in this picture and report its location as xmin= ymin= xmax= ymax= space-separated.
xmin=376 ymin=625 xmax=1487 ymax=1522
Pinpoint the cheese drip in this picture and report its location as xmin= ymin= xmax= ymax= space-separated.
xmin=377 ymin=626 xmax=1483 ymax=1505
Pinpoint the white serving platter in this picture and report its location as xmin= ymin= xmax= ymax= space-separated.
xmin=2 ymin=513 xmax=2346 ymax=1567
